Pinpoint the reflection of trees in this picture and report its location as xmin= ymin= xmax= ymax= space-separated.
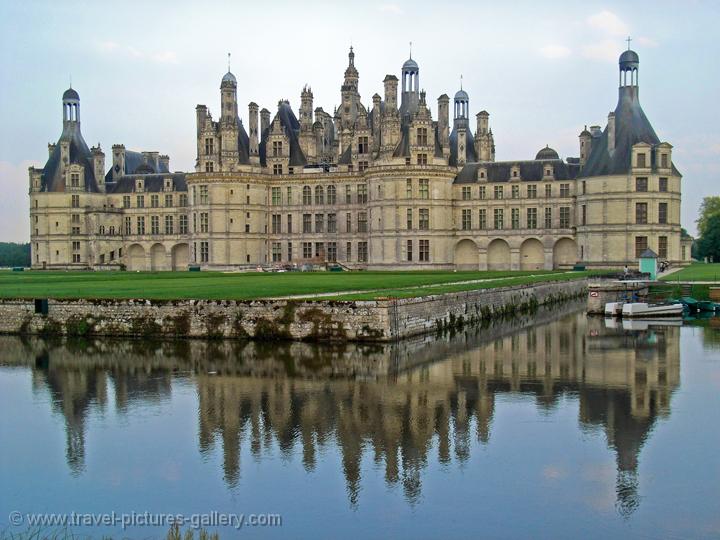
xmin=0 ymin=305 xmax=680 ymax=516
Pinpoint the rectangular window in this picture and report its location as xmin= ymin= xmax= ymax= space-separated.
xmin=458 ymin=208 xmax=470 ymax=230
xmin=71 ymin=226 xmax=80 ymax=235
xmin=661 ymin=154 xmax=668 ymax=168
xmin=327 ymin=185 xmax=337 ymax=205
xmin=315 ymin=186 xmax=324 ymax=205
xmin=199 ymin=185 xmax=208 ymax=204
xmin=165 ymin=194 xmax=173 ymax=207
xmin=272 ymin=214 xmax=282 ymax=234
xmin=200 ymin=241 xmax=209 ymax=263
xmin=358 ymin=136 xmax=369 ymax=154
xmin=205 ymin=161 xmax=214 ymax=172
xmin=179 ymin=215 xmax=188 ymax=234
xmin=327 ymin=213 xmax=337 ymax=233
xmin=559 ymin=207 xmax=571 ymax=228
xmin=511 ymin=185 xmax=519 ymax=199
xmin=327 ymin=242 xmax=337 ymax=262
xmin=527 ymin=185 xmax=537 ymax=199
xmin=636 ymin=177 xmax=648 ymax=192
xmin=136 ymin=195 xmax=144 ymax=208
xmin=272 ymin=141 xmax=283 ymax=157
xmin=179 ymin=194 xmax=188 ymax=207
xmin=462 ymin=186 xmax=471 ymax=200
xmin=151 ymin=215 xmax=160 ymax=235
xmin=582 ymin=204 xmax=587 ymax=225
xmin=406 ymin=208 xmax=413 ymax=230
xmin=303 ymin=242 xmax=312 ymax=259
xmin=200 ymin=212 xmax=209 ymax=233
xmin=419 ymin=239 xmax=430 ymax=262
xmin=658 ymin=202 xmax=668 ymax=224
xmin=272 ymin=242 xmax=282 ymax=262
xmin=545 ymin=184 xmax=552 ymax=198
xmin=358 ymin=161 xmax=369 ymax=172
xmin=303 ymin=214 xmax=312 ymax=233
xmin=419 ymin=179 xmax=429 ymax=199
xmin=287 ymin=242 xmax=293 ymax=261
xmin=357 ymin=212 xmax=368 ymax=233
xmin=314 ymin=242 xmax=325 ymax=260
xmin=357 ymin=184 xmax=368 ymax=204
xmin=346 ymin=212 xmax=352 ymax=233
xmin=205 ymin=138 xmax=214 ymax=155
xmin=71 ymin=195 xmax=80 ymax=208
xmin=494 ymin=208 xmax=504 ymax=229
xmin=345 ymin=185 xmax=352 ymax=204
xmin=479 ymin=208 xmax=487 ymax=229
xmin=124 ymin=216 xmax=132 ymax=235
xmin=70 ymin=173 xmax=80 ymax=188
xmin=287 ymin=214 xmax=293 ymax=234
xmin=560 ymin=183 xmax=570 ymax=197
xmin=479 ymin=186 xmax=486 ymax=200
xmin=303 ymin=186 xmax=312 ymax=205
xmin=416 ymin=127 xmax=428 ymax=146
xmin=635 ymin=236 xmax=648 ymax=258
xmin=287 ymin=186 xmax=293 ymax=205
xmin=544 ymin=207 xmax=552 ymax=229
xmin=346 ymin=242 xmax=352 ymax=261
xmin=358 ymin=242 xmax=368 ymax=262
xmin=165 ymin=215 xmax=174 ymax=234
xmin=273 ymin=164 xmax=283 ymax=175
xmin=636 ymin=153 xmax=646 ymax=168
xmin=151 ymin=194 xmax=159 ymax=208
xmin=636 ymin=202 xmax=648 ymax=224
xmin=658 ymin=236 xmax=668 ymax=258
xmin=406 ymin=179 xmax=412 ymax=198
xmin=72 ymin=241 xmax=80 ymax=251
xmin=527 ymin=207 xmax=537 ymax=229
xmin=419 ymin=208 xmax=429 ymax=230
xmin=137 ymin=216 xmax=145 ymax=235
xmin=417 ymin=153 xmax=428 ymax=165
xmin=511 ymin=208 xmax=520 ymax=229
xmin=271 ymin=187 xmax=282 ymax=205
xmin=123 ymin=196 xmax=131 ymax=208
xmin=315 ymin=213 xmax=324 ymax=233
xmin=494 ymin=185 xmax=504 ymax=200
xmin=659 ymin=177 xmax=668 ymax=192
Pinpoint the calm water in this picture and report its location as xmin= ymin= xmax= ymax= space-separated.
xmin=1 ymin=304 xmax=719 ymax=539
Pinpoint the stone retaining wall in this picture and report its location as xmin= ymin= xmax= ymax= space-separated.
xmin=0 ymin=279 xmax=588 ymax=342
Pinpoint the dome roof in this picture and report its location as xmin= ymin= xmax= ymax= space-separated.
xmin=536 ymin=145 xmax=559 ymax=160
xmin=402 ymin=58 xmax=418 ymax=71
xmin=454 ymin=89 xmax=469 ymax=101
xmin=619 ymin=49 xmax=639 ymax=66
xmin=62 ymin=88 xmax=79 ymax=100
xmin=221 ymin=71 xmax=237 ymax=85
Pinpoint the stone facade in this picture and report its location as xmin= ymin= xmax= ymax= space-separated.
xmin=29 ymin=48 xmax=686 ymax=271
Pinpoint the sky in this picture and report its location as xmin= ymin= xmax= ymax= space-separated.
xmin=1 ymin=0 xmax=718 ymax=242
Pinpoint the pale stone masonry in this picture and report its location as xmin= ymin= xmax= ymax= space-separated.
xmin=29 ymin=48 xmax=686 ymax=271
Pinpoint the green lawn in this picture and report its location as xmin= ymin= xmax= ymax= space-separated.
xmin=0 ymin=269 xmax=594 ymax=301
xmin=660 ymin=263 xmax=720 ymax=282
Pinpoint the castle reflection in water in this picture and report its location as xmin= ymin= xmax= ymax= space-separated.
xmin=0 ymin=304 xmax=683 ymax=515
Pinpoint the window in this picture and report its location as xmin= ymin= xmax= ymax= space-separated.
xmin=406 ymin=179 xmax=412 ymax=198
xmin=273 ymin=164 xmax=283 ymax=175
xmin=636 ymin=202 xmax=648 ymax=224
xmin=581 ymin=204 xmax=587 ymax=225
xmin=200 ymin=212 xmax=209 ymax=232
xmin=179 ymin=194 xmax=188 ymax=207
xmin=72 ymin=195 xmax=80 ymax=208
xmin=545 ymin=184 xmax=552 ymax=198
xmin=165 ymin=215 xmax=174 ymax=234
xmin=272 ymin=242 xmax=282 ymax=262
xmin=419 ymin=239 xmax=429 ymax=262
xmin=72 ymin=241 xmax=80 ymax=251
xmin=179 ymin=215 xmax=188 ymax=234
xmin=123 ymin=196 xmax=131 ymax=208
xmin=405 ymin=157 xmax=411 ymax=166
xmin=479 ymin=209 xmax=487 ymax=229
xmin=416 ymin=127 xmax=428 ymax=146
xmin=358 ymin=136 xmax=369 ymax=154
xmin=661 ymin=153 xmax=668 ymax=168
xmin=560 ymin=184 xmax=570 ymax=197
xmin=327 ymin=185 xmax=337 ymax=204
xmin=659 ymin=177 xmax=668 ymax=192
xmin=479 ymin=186 xmax=486 ymax=200
xmin=559 ymin=207 xmax=571 ymax=228
xmin=303 ymin=186 xmax=312 ymax=205
xmin=303 ymin=242 xmax=312 ymax=259
xmin=314 ymin=242 xmax=325 ymax=260
xmin=345 ymin=185 xmax=352 ymax=204
xmin=287 ymin=186 xmax=293 ymax=205
xmin=544 ymin=207 xmax=552 ymax=229
xmin=346 ymin=242 xmax=352 ymax=261
xmin=205 ymin=138 xmax=214 ymax=155
xmin=287 ymin=242 xmax=293 ymax=261
xmin=419 ymin=208 xmax=429 ymax=230
xmin=635 ymin=236 xmax=648 ymax=258
xmin=527 ymin=208 xmax=537 ymax=229
xmin=165 ymin=194 xmax=173 ymax=207
xmin=527 ymin=185 xmax=537 ymax=199
xmin=417 ymin=154 xmax=428 ymax=165
xmin=582 ymin=181 xmax=586 ymax=195
xmin=327 ymin=242 xmax=337 ymax=262
xmin=494 ymin=185 xmax=504 ymax=200
xmin=511 ymin=185 xmax=519 ymax=199
xmin=658 ymin=236 xmax=668 ymax=258
xmin=511 ymin=208 xmax=520 ymax=229
xmin=346 ymin=212 xmax=352 ymax=233
xmin=327 ymin=213 xmax=337 ymax=233
xmin=272 ymin=214 xmax=281 ymax=234
xmin=199 ymin=186 xmax=208 ymax=204
xmin=272 ymin=141 xmax=283 ymax=157
xmin=72 ymin=253 xmax=81 ymax=263
xmin=315 ymin=213 xmax=324 ymax=233
xmin=494 ymin=208 xmax=504 ymax=229
xmin=205 ymin=161 xmax=214 ymax=172
xmin=271 ymin=187 xmax=282 ymax=205
xmin=315 ymin=186 xmax=324 ymax=205
xmin=462 ymin=186 xmax=471 ymax=200
xmin=636 ymin=153 xmax=646 ymax=168
xmin=71 ymin=227 xmax=80 ymax=235
xmin=150 ymin=215 xmax=160 ymax=235
xmin=303 ymin=214 xmax=312 ymax=233
xmin=407 ymin=240 xmax=413 ymax=261
xmin=124 ymin=216 xmax=132 ymax=235
xmin=70 ymin=173 xmax=80 ymax=188
xmin=461 ymin=209 xmax=472 ymax=230
xmin=419 ymin=179 xmax=429 ymax=199
xmin=200 ymin=241 xmax=209 ymax=263
xmin=358 ymin=242 xmax=368 ymax=262
xmin=137 ymin=216 xmax=145 ymax=235
xmin=406 ymin=209 xmax=413 ymax=230
xmin=151 ymin=194 xmax=159 ymax=208
xmin=357 ymin=212 xmax=368 ymax=232
xmin=357 ymin=184 xmax=368 ymax=204
xmin=636 ymin=177 xmax=648 ymax=192
xmin=287 ymin=214 xmax=293 ymax=233
xmin=658 ymin=202 xmax=668 ymax=224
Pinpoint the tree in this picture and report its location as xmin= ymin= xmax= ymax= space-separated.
xmin=696 ymin=196 xmax=720 ymax=237
xmin=697 ymin=213 xmax=720 ymax=261
xmin=0 ymin=242 xmax=31 ymax=267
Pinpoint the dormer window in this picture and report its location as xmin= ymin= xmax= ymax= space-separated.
xmin=272 ymin=141 xmax=283 ymax=157
xmin=70 ymin=173 xmax=80 ymax=188
xmin=358 ymin=136 xmax=369 ymax=154
xmin=416 ymin=128 xmax=428 ymax=146
xmin=636 ymin=153 xmax=646 ymax=168
xmin=136 ymin=179 xmax=143 ymax=191
xmin=661 ymin=153 xmax=668 ymax=168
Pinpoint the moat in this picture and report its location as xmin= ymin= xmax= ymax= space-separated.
xmin=1 ymin=304 xmax=719 ymax=539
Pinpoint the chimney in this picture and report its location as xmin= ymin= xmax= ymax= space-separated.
xmin=590 ymin=125 xmax=602 ymax=137
xmin=477 ymin=110 xmax=489 ymax=135
xmin=607 ymin=112 xmax=616 ymax=153
xmin=437 ymin=94 xmax=450 ymax=150
xmin=249 ymin=102 xmax=259 ymax=162
xmin=142 ymin=151 xmax=160 ymax=171
xmin=112 ymin=144 xmax=126 ymax=180
xmin=383 ymin=75 xmax=398 ymax=110
xmin=260 ymin=108 xmax=270 ymax=135
xmin=91 ymin=145 xmax=105 ymax=188
xmin=159 ymin=154 xmax=170 ymax=171
xmin=48 ymin=143 xmax=56 ymax=158
xmin=195 ymin=105 xmax=208 ymax=137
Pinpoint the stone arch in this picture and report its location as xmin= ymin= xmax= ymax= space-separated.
xmin=520 ymin=238 xmax=544 ymax=270
xmin=487 ymin=238 xmax=511 ymax=271
xmin=454 ymin=239 xmax=479 ymax=270
xmin=171 ymin=243 xmax=189 ymax=271
xmin=150 ymin=243 xmax=166 ymax=271
xmin=127 ymin=244 xmax=146 ymax=271
xmin=553 ymin=237 xmax=577 ymax=269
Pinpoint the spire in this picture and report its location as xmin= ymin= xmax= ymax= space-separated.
xmin=626 ymin=36 xmax=632 ymax=50
xmin=460 ymin=74 xmax=463 ymax=91
xmin=409 ymin=41 xmax=412 ymax=59
xmin=227 ymin=52 xmax=231 ymax=72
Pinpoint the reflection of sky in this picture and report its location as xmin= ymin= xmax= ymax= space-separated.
xmin=0 ymin=324 xmax=718 ymax=539
xmin=2 ymin=0 xmax=720 ymax=241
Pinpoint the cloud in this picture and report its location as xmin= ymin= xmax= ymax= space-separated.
xmin=0 ymin=160 xmax=33 ymax=242
xmin=151 ymin=51 xmax=179 ymax=64
xmin=542 ymin=465 xmax=567 ymax=480
xmin=539 ymin=45 xmax=571 ymax=59
xmin=587 ymin=10 xmax=629 ymax=36
xmin=582 ymin=39 xmax=623 ymax=62
xmin=96 ymin=41 xmax=179 ymax=64
xmin=378 ymin=3 xmax=403 ymax=14
xmin=637 ymin=36 xmax=659 ymax=47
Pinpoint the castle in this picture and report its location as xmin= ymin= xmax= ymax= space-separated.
xmin=28 ymin=47 xmax=688 ymax=271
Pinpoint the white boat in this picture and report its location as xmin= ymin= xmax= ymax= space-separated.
xmin=621 ymin=302 xmax=684 ymax=318
xmin=605 ymin=302 xmax=624 ymax=316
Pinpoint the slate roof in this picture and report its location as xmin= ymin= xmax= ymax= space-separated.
xmin=106 ymin=173 xmax=187 ymax=194
xmin=259 ymin=101 xmax=307 ymax=167
xmin=454 ymin=159 xmax=581 ymax=184
xmin=41 ymin=123 xmax=100 ymax=193
xmin=448 ymin=126 xmax=477 ymax=166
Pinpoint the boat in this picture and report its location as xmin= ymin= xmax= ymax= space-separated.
xmin=697 ymin=300 xmax=716 ymax=312
xmin=604 ymin=302 xmax=624 ymax=316
xmin=715 ymin=303 xmax=720 ymax=312
xmin=679 ymin=297 xmax=699 ymax=312
xmin=621 ymin=302 xmax=684 ymax=318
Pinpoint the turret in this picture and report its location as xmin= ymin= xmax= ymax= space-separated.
xmin=400 ymin=52 xmax=419 ymax=117
xmin=62 ymin=87 xmax=80 ymax=127
xmin=300 ymin=85 xmax=313 ymax=131
xmin=340 ymin=47 xmax=361 ymax=129
xmin=453 ymin=87 xmax=469 ymax=129
xmin=248 ymin=102 xmax=259 ymax=163
xmin=219 ymin=67 xmax=239 ymax=169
